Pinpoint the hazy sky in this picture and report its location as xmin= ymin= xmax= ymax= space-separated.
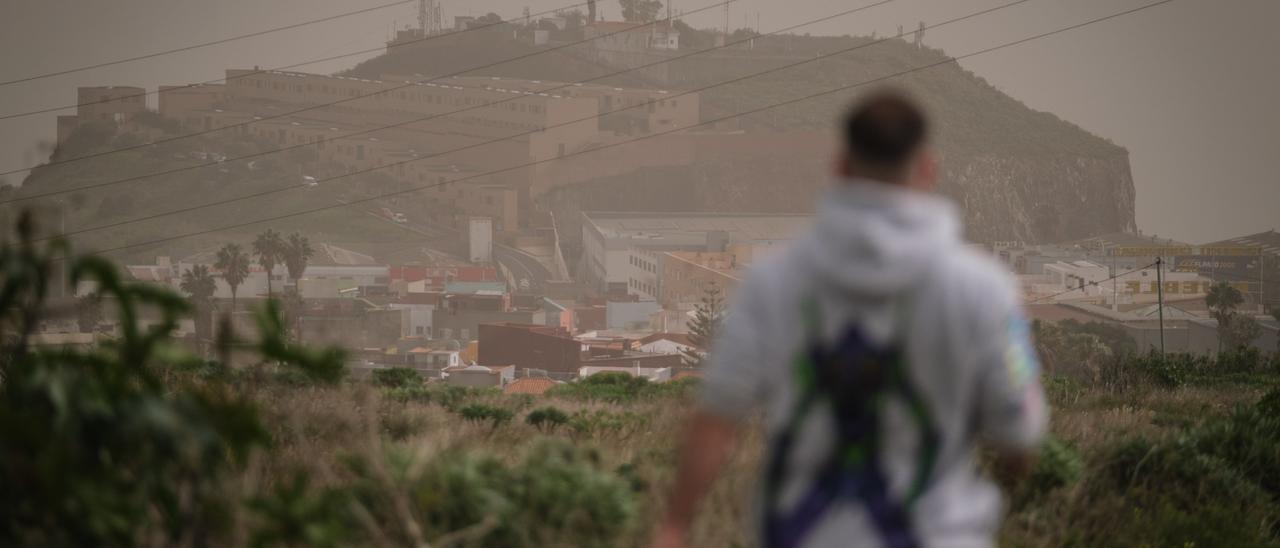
xmin=1 ymin=0 xmax=1275 ymax=243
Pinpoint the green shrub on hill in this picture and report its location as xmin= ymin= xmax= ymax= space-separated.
xmin=343 ymin=439 xmax=637 ymax=547
xmin=547 ymin=372 xmax=698 ymax=403
xmin=0 ymin=213 xmax=344 ymax=546
xmin=371 ymin=367 xmax=422 ymax=389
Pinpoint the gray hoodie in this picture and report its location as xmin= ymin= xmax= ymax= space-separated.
xmin=701 ymin=179 xmax=1047 ymax=548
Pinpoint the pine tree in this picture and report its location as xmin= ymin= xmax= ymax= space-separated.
xmin=682 ymin=283 xmax=724 ymax=367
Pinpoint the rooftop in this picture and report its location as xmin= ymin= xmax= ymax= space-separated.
xmin=1204 ymin=229 xmax=1280 ymax=257
xmin=503 ymin=377 xmax=560 ymax=395
xmin=1060 ymin=231 xmax=1191 ymax=250
xmin=584 ymin=211 xmax=812 ymax=245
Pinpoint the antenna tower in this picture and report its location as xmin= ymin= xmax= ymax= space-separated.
xmin=419 ymin=0 xmax=441 ymax=34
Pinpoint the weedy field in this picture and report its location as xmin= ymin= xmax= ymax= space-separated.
xmin=4 ymin=216 xmax=1280 ymax=547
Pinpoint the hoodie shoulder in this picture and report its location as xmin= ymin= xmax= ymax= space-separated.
xmin=939 ymin=246 xmax=1021 ymax=311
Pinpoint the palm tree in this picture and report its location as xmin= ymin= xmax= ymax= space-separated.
xmin=1206 ymin=281 xmax=1245 ymax=319
xmin=253 ymin=229 xmax=285 ymax=297
xmin=181 ymin=265 xmax=217 ymax=340
xmin=1206 ymin=282 xmax=1245 ymax=353
xmin=214 ymin=243 xmax=250 ymax=311
xmin=282 ymin=233 xmax=314 ymax=288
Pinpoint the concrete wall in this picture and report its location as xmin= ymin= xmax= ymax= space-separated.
xmin=77 ymin=86 xmax=146 ymax=121
xmin=433 ymin=309 xmax=540 ymax=342
xmin=606 ymin=300 xmax=660 ymax=330
xmin=477 ymin=323 xmax=581 ymax=374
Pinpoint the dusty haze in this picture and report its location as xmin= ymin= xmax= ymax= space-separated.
xmin=1 ymin=0 xmax=1276 ymax=243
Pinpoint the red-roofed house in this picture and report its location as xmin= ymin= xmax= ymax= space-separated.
xmin=503 ymin=377 xmax=560 ymax=396
xmin=638 ymin=332 xmax=698 ymax=356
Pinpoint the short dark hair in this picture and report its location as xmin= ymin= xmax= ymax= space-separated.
xmin=843 ymin=91 xmax=927 ymax=176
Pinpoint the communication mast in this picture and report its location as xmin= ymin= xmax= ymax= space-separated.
xmin=419 ymin=0 xmax=441 ymax=34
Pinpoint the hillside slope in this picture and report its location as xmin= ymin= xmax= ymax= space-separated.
xmin=347 ymin=30 xmax=1136 ymax=243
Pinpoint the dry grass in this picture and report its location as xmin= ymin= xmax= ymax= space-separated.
xmin=228 ymin=376 xmax=1273 ymax=547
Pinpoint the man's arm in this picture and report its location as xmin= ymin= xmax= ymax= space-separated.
xmin=975 ymin=297 xmax=1048 ymax=488
xmin=652 ymin=269 xmax=775 ymax=547
xmin=652 ymin=410 xmax=739 ymax=548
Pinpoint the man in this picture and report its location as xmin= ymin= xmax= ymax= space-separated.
xmin=653 ymin=91 xmax=1047 ymax=548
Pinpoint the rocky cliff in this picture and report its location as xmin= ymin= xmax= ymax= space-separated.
xmin=349 ymin=29 xmax=1138 ymax=245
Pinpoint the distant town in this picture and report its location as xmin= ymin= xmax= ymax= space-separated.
xmin=25 ymin=1 xmax=1280 ymax=388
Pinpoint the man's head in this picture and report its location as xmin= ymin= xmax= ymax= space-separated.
xmin=837 ymin=91 xmax=936 ymax=189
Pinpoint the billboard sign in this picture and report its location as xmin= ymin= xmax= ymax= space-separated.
xmin=1111 ymin=246 xmax=1262 ymax=258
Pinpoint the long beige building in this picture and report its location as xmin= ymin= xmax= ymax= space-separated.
xmin=56 ymin=68 xmax=702 ymax=236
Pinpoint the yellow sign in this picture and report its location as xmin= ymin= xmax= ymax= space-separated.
xmin=1112 ymin=246 xmax=1194 ymax=257
xmin=1124 ymin=280 xmax=1251 ymax=295
xmin=1199 ymin=246 xmax=1263 ymax=257
xmin=1112 ymin=246 xmax=1261 ymax=257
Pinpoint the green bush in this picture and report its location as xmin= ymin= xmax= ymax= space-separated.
xmin=568 ymin=409 xmax=649 ymax=440
xmin=371 ymin=367 xmax=422 ymax=389
xmin=342 ymin=439 xmax=637 ymax=547
xmin=547 ymin=372 xmax=698 ymax=403
xmin=0 ymin=214 xmax=352 ymax=545
xmin=0 ymin=214 xmax=343 ymax=546
xmin=1077 ymin=389 xmax=1280 ymax=545
xmin=380 ymin=409 xmax=424 ymax=441
xmin=526 ymin=406 xmax=570 ymax=432
xmin=458 ymin=403 xmax=514 ymax=431
xmin=247 ymin=472 xmax=352 ymax=548
xmin=1026 ymin=437 xmax=1083 ymax=497
xmin=384 ymin=385 xmax=435 ymax=403
xmin=1092 ymin=438 xmax=1277 ymax=547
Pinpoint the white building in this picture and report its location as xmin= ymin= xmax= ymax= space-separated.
xmin=468 ymin=217 xmax=493 ymax=264
xmin=580 ymin=211 xmax=811 ymax=298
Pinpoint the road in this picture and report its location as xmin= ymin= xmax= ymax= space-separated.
xmin=347 ymin=198 xmax=554 ymax=293
xmin=494 ymin=244 xmax=553 ymax=294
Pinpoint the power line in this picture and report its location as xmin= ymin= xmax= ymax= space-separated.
xmin=0 ymin=0 xmax=416 ymax=88
xmin=0 ymin=1 xmax=594 ymax=122
xmin=1027 ymin=262 xmax=1159 ymax=304
xmin=0 ymin=0 xmax=720 ymax=176
xmin=5 ymin=0 xmax=905 ymax=206
xmin=45 ymin=0 xmax=1028 ymax=237
xmin=71 ymin=0 xmax=1177 ymax=258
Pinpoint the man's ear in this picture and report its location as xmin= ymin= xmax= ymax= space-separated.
xmin=909 ymin=148 xmax=938 ymax=191
xmin=833 ymin=152 xmax=852 ymax=178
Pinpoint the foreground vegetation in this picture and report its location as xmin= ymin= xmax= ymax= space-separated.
xmin=4 ymin=218 xmax=1280 ymax=546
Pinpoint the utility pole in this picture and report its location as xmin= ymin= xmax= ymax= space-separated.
xmin=1156 ymin=256 xmax=1166 ymax=357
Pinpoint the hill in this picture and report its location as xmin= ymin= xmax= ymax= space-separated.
xmin=2 ymin=117 xmax=434 ymax=264
xmin=344 ymin=28 xmax=1137 ymax=243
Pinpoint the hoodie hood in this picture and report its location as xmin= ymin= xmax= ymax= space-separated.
xmin=802 ymin=178 xmax=960 ymax=295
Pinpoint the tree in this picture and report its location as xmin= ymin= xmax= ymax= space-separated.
xmin=672 ymin=19 xmax=712 ymax=49
xmin=280 ymin=287 xmax=305 ymax=341
xmin=282 ymin=233 xmax=315 ymax=288
xmin=619 ymin=0 xmax=662 ymax=22
xmin=563 ymin=9 xmax=586 ymax=28
xmin=1223 ymin=315 xmax=1263 ymax=351
xmin=181 ymin=265 xmax=217 ymax=341
xmin=1207 ymin=282 xmax=1246 ymax=352
xmin=215 ymin=243 xmax=250 ymax=312
xmin=475 ymin=12 xmax=503 ymax=26
xmin=253 ymin=229 xmax=285 ymax=297
xmin=682 ymin=283 xmax=724 ymax=367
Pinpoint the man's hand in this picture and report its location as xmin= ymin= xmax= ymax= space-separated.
xmin=651 ymin=410 xmax=738 ymax=548
xmin=649 ymin=522 xmax=688 ymax=548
